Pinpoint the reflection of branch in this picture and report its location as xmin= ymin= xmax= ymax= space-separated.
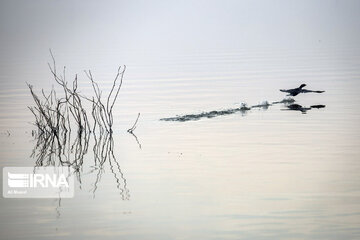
xmin=28 ymin=51 xmax=130 ymax=201
xmin=109 ymin=149 xmax=130 ymax=200
xmin=92 ymin=133 xmax=130 ymax=199
xmin=32 ymin=121 xmax=89 ymax=174
xmin=127 ymin=113 xmax=142 ymax=149
xmin=129 ymin=132 xmax=142 ymax=149
xmin=54 ymin=198 xmax=61 ymax=219
xmin=90 ymin=166 xmax=104 ymax=199
xmin=32 ymin=127 xmax=130 ymax=199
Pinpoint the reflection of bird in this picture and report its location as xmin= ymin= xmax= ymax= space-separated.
xmin=310 ymin=105 xmax=326 ymax=109
xmin=280 ymin=84 xmax=307 ymax=96
xmin=283 ymin=104 xmax=326 ymax=114
xmin=285 ymin=104 xmax=311 ymax=114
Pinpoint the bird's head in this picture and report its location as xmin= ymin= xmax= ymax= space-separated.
xmin=299 ymin=84 xmax=306 ymax=88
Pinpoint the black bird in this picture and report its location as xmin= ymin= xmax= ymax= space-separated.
xmin=280 ymin=84 xmax=307 ymax=96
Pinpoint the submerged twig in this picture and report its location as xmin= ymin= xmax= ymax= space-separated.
xmin=127 ymin=113 xmax=140 ymax=133
xmin=127 ymin=113 xmax=141 ymax=149
xmin=27 ymin=50 xmax=130 ymax=199
xmin=84 ymin=66 xmax=126 ymax=133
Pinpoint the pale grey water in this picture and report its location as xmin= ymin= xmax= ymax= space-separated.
xmin=1 ymin=1 xmax=360 ymax=239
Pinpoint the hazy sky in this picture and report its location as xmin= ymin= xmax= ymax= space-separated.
xmin=1 ymin=0 xmax=360 ymax=58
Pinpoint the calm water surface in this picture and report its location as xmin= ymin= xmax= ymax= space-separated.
xmin=1 ymin=1 xmax=360 ymax=239
xmin=0 ymin=45 xmax=359 ymax=240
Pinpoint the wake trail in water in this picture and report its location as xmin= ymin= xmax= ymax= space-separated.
xmin=160 ymin=98 xmax=301 ymax=122
xmin=160 ymin=103 xmax=251 ymax=122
